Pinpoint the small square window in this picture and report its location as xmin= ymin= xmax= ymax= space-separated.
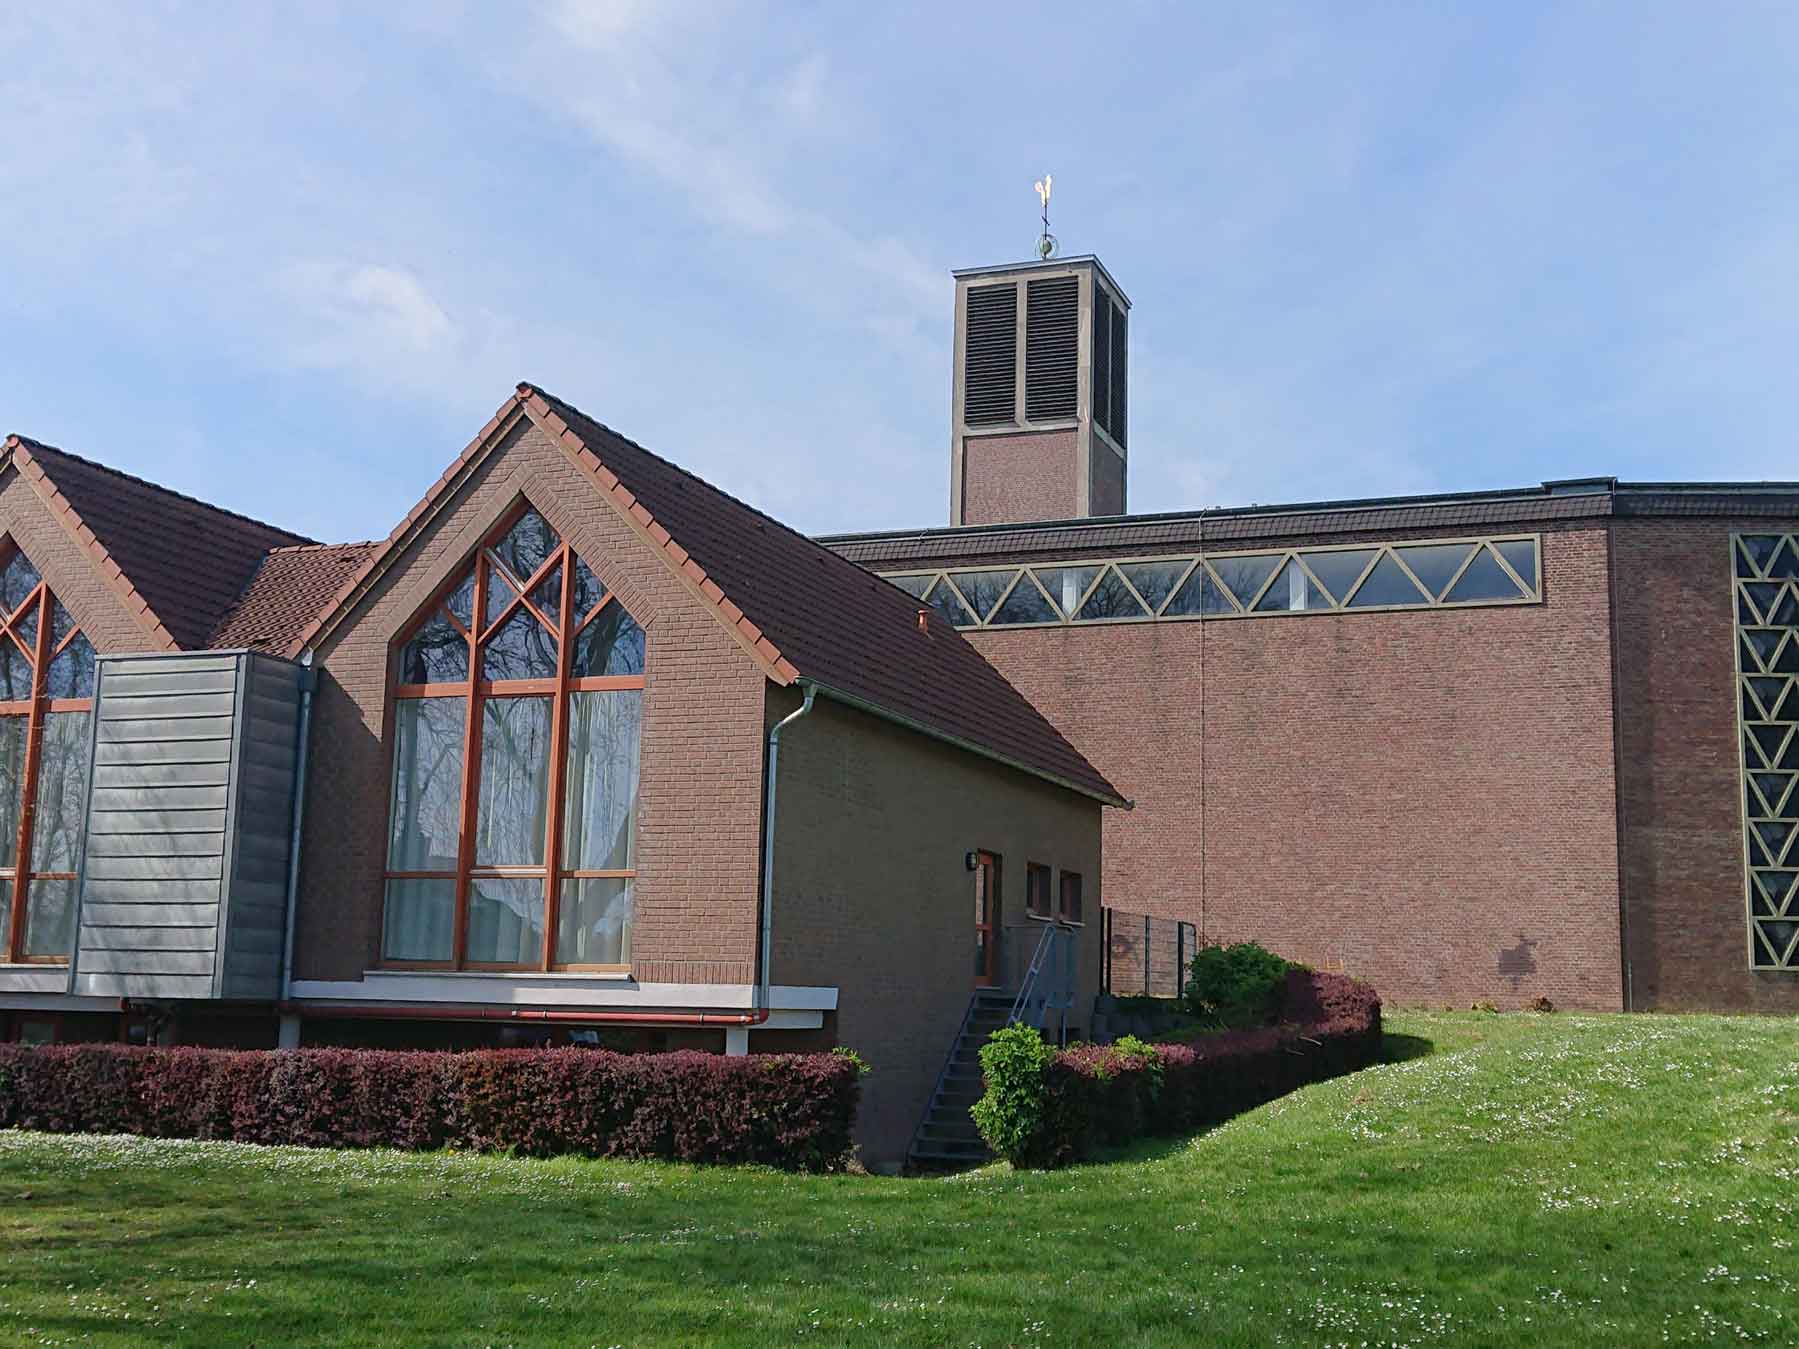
xmin=1025 ymin=863 xmax=1052 ymax=919
xmin=1059 ymin=872 xmax=1084 ymax=925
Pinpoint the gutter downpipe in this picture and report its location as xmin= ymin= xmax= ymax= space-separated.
xmin=271 ymin=675 xmax=816 ymax=1037
xmin=279 ymin=655 xmax=317 ymax=1006
xmin=758 ymin=685 xmax=819 ymax=1025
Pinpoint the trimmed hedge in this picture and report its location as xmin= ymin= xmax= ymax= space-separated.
xmin=978 ymin=969 xmax=1382 ymax=1168
xmin=0 ymin=1045 xmax=860 ymax=1171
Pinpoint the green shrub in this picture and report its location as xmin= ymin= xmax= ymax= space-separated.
xmin=977 ymin=970 xmax=1383 ymax=1169
xmin=1184 ymin=942 xmax=1292 ymax=1028
xmin=1108 ymin=1035 xmax=1164 ymax=1098
xmin=830 ymin=1046 xmax=872 ymax=1076
xmin=970 ymin=1024 xmax=1055 ymax=1163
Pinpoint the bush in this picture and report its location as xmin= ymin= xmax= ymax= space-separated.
xmin=0 ymin=1045 xmax=860 ymax=1171
xmin=970 ymin=1024 xmax=1057 ymax=1166
xmin=977 ymin=970 xmax=1382 ymax=1169
xmin=1184 ymin=941 xmax=1293 ymax=1027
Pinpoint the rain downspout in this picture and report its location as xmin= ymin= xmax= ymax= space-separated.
xmin=759 ymin=684 xmax=818 ymax=1019
xmin=279 ymin=654 xmax=317 ymax=1007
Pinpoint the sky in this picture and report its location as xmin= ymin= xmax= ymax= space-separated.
xmin=3 ymin=2 xmax=1798 ymax=546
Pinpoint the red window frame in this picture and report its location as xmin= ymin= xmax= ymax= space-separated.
xmin=1025 ymin=861 xmax=1052 ymax=920
xmin=382 ymin=504 xmax=645 ymax=973
xmin=0 ymin=548 xmax=95 ymax=965
xmin=1058 ymin=870 xmax=1084 ymax=926
xmin=973 ymin=850 xmax=1001 ymax=987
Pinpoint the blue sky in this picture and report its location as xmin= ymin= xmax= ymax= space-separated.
xmin=3 ymin=3 xmax=1798 ymax=545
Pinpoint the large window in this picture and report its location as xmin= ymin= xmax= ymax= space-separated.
xmin=884 ymin=534 xmax=1541 ymax=629
xmin=382 ymin=508 xmax=644 ymax=971
xmin=1732 ymin=532 xmax=1799 ymax=971
xmin=0 ymin=549 xmax=97 ymax=964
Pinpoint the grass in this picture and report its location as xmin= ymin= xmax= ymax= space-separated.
xmin=1 ymin=1010 xmax=1794 ymax=1347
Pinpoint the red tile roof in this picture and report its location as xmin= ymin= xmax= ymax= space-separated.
xmin=209 ymin=541 xmax=380 ymax=654
xmin=5 ymin=436 xmax=313 ymax=650
xmin=298 ymin=385 xmax=1126 ymax=806
xmin=520 ymin=387 xmax=1126 ymax=806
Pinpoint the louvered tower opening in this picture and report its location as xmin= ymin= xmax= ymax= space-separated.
xmin=1092 ymin=285 xmax=1128 ymax=449
xmin=1024 ymin=276 xmax=1079 ymax=421
xmin=963 ymin=284 xmax=1018 ymax=426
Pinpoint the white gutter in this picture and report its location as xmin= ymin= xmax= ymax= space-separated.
xmin=758 ymin=685 xmax=818 ymax=1015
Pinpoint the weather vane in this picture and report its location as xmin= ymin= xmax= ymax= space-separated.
xmin=1034 ymin=174 xmax=1058 ymax=260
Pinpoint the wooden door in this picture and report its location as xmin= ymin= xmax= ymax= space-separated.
xmin=974 ymin=851 xmax=1000 ymax=986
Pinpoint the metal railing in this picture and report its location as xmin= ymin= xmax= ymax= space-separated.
xmin=1010 ymin=920 xmax=1077 ymax=1042
xmin=1103 ymin=908 xmax=1198 ymax=999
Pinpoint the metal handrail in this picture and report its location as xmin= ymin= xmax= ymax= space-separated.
xmin=1010 ymin=921 xmax=1077 ymax=1033
xmin=1009 ymin=922 xmax=1053 ymax=1026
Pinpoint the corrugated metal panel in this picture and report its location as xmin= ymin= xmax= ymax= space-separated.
xmin=219 ymin=654 xmax=303 ymax=1000
xmin=69 ymin=650 xmax=305 ymax=1002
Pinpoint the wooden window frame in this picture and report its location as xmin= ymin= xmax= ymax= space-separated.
xmin=0 ymin=546 xmax=96 ymax=966
xmin=973 ymin=850 xmax=1001 ymax=988
xmin=1 ymin=1010 xmax=63 ymax=1043
xmin=1058 ymin=870 xmax=1084 ymax=927
xmin=1024 ymin=861 xmax=1053 ymax=921
xmin=381 ymin=504 xmax=645 ymax=974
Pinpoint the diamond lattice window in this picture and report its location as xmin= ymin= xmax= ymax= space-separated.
xmin=1734 ymin=533 xmax=1799 ymax=970
xmin=883 ymin=535 xmax=1540 ymax=632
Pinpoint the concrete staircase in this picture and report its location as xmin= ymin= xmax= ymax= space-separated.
xmin=907 ymin=986 xmax=1015 ymax=1168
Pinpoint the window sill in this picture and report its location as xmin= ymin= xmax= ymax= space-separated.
xmin=369 ymin=967 xmax=633 ymax=981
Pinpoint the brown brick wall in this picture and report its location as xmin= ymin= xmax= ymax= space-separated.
xmin=961 ymin=430 xmax=1080 ymax=526
xmin=0 ymin=468 xmax=164 ymax=656
xmin=298 ymin=418 xmax=769 ymax=986
xmin=1612 ymin=517 xmax=1799 ymax=1011
xmin=958 ymin=524 xmax=1625 ymax=1010
xmin=769 ymin=689 xmax=1103 ymax=1165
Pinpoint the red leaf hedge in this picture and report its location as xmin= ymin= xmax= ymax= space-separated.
xmin=988 ymin=970 xmax=1382 ymax=1168
xmin=0 ymin=1046 xmax=860 ymax=1171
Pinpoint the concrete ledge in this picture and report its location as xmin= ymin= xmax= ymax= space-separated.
xmin=289 ymin=974 xmax=838 ymax=1012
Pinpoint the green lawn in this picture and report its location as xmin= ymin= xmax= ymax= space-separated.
xmin=1 ymin=1010 xmax=1794 ymax=1346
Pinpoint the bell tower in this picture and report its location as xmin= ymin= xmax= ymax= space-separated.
xmin=949 ymin=254 xmax=1129 ymax=526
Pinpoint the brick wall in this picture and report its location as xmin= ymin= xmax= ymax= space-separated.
xmin=955 ymin=523 xmax=1624 ymax=1010
xmin=0 ymin=469 xmax=164 ymax=656
xmin=298 ymin=417 xmax=769 ymax=986
xmin=769 ymin=689 xmax=1104 ymax=1165
xmin=961 ymin=430 xmax=1080 ymax=525
xmin=1612 ymin=517 xmax=1799 ymax=1011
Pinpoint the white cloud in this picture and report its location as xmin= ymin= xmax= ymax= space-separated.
xmin=274 ymin=261 xmax=457 ymax=371
xmin=517 ymin=1 xmax=938 ymax=321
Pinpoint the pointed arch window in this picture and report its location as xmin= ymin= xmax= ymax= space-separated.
xmin=0 ymin=548 xmax=98 ymax=963
xmin=382 ymin=507 xmax=645 ymax=971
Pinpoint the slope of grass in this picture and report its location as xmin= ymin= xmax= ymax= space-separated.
xmin=1 ymin=1010 xmax=1794 ymax=1346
